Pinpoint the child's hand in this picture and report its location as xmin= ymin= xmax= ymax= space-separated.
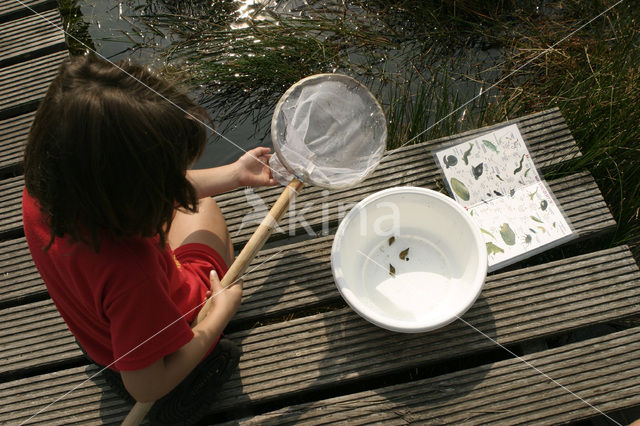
xmin=202 ymin=270 xmax=243 ymax=324
xmin=234 ymin=147 xmax=279 ymax=187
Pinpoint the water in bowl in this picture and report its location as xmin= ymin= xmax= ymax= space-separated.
xmin=360 ymin=232 xmax=453 ymax=321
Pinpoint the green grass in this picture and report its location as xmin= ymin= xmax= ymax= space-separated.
xmin=57 ymin=0 xmax=96 ymax=55
xmin=366 ymin=0 xmax=640 ymax=259
xmin=469 ymin=0 xmax=640 ymax=256
xmin=64 ymin=0 xmax=639 ymax=259
xmin=129 ymin=1 xmax=402 ymax=130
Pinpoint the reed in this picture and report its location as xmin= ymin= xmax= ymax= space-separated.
xmin=62 ymin=0 xmax=639 ymax=258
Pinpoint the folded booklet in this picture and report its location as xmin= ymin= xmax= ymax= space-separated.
xmin=434 ymin=123 xmax=577 ymax=272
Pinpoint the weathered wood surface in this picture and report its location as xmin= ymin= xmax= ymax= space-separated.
xmin=0 ymin=363 xmax=130 ymax=425
xmin=0 ymin=189 xmax=621 ymax=376
xmin=0 ymin=0 xmax=56 ymax=23
xmin=235 ymin=171 xmax=614 ymax=325
xmin=0 ymin=5 xmax=634 ymax=422
xmin=0 ymin=236 xmax=40 ymax=307
xmin=216 ymin=107 xmax=580 ymax=248
xmin=0 ymin=170 xmax=614 ymax=310
xmin=0 ymin=175 xmax=23 ymax=236
xmin=0 ymin=50 xmax=67 ymax=120
xmin=0 ymin=5 xmax=65 ymax=173
xmin=0 ymin=8 xmax=65 ymax=67
xmin=231 ymin=327 xmax=640 ymax=425
xmin=1 ymin=244 xmax=638 ymax=423
xmin=0 ymin=111 xmax=35 ymax=174
xmin=0 ymin=108 xmax=579 ymax=239
xmin=0 ymin=166 xmax=619 ymax=379
xmin=210 ymin=245 xmax=640 ymax=416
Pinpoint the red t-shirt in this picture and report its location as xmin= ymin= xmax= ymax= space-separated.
xmin=22 ymin=189 xmax=211 ymax=371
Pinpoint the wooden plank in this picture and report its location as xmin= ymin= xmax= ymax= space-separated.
xmin=233 ymin=172 xmax=614 ymax=325
xmin=0 ymin=364 xmax=131 ymax=425
xmin=217 ymin=108 xmax=581 ymax=247
xmin=0 ymin=0 xmax=56 ymax=24
xmin=0 ymin=299 xmax=82 ymax=380
xmin=202 ymin=245 xmax=640 ymax=416
xmin=0 ymin=50 xmax=67 ymax=120
xmin=0 ymin=8 xmax=66 ymax=67
xmin=0 ymin=111 xmax=35 ymax=173
xmin=1 ymin=244 xmax=638 ymax=420
xmin=0 ymin=108 xmax=582 ymax=240
xmin=0 ymin=175 xmax=23 ymax=236
xmin=232 ymin=327 xmax=640 ymax=425
xmin=0 ymin=171 xmax=614 ymax=309
xmin=0 ymin=237 xmax=43 ymax=307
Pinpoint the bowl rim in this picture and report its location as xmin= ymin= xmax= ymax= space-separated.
xmin=331 ymin=186 xmax=488 ymax=333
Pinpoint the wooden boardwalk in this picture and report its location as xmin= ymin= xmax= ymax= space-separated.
xmin=1 ymin=3 xmax=639 ymax=425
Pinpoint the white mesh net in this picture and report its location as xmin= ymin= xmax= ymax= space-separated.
xmin=270 ymin=74 xmax=386 ymax=189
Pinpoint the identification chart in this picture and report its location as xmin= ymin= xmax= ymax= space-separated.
xmin=434 ymin=124 xmax=576 ymax=271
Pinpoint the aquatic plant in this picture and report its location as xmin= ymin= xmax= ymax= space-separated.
xmin=128 ymin=1 xmax=404 ymax=130
xmin=472 ymin=0 xmax=640 ymax=258
xmin=57 ymin=0 xmax=96 ymax=55
xmin=66 ymin=0 xmax=639 ymax=261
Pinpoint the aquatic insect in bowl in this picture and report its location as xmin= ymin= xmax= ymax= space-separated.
xmin=331 ymin=187 xmax=487 ymax=333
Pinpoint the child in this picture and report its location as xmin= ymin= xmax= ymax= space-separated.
xmin=22 ymin=54 xmax=276 ymax=423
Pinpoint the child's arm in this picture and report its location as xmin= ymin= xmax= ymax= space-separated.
xmin=120 ymin=271 xmax=241 ymax=402
xmin=188 ymin=147 xmax=278 ymax=198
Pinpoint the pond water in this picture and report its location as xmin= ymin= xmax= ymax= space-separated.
xmin=80 ymin=0 xmax=273 ymax=169
xmin=77 ymin=0 xmax=504 ymax=170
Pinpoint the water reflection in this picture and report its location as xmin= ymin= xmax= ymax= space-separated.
xmin=75 ymin=0 xmax=508 ymax=168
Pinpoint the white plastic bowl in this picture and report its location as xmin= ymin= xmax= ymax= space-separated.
xmin=331 ymin=187 xmax=487 ymax=333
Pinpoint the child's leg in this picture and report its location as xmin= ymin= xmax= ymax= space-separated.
xmin=167 ymin=197 xmax=234 ymax=266
xmin=155 ymin=198 xmax=241 ymax=424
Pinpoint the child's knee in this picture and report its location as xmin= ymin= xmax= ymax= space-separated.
xmin=200 ymin=198 xmax=228 ymax=229
xmin=198 ymin=197 xmax=222 ymax=217
xmin=199 ymin=197 xmax=232 ymax=246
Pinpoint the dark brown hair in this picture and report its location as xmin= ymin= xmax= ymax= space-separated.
xmin=24 ymin=54 xmax=209 ymax=251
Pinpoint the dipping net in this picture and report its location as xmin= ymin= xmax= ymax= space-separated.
xmin=269 ymin=74 xmax=386 ymax=189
